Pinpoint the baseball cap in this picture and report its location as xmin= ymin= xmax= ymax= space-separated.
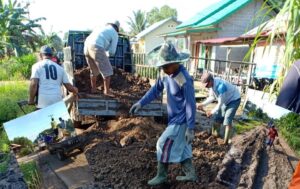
xmin=200 ymin=72 xmax=213 ymax=87
xmin=40 ymin=45 xmax=52 ymax=55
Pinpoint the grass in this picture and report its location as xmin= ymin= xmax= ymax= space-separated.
xmin=0 ymin=153 xmax=9 ymax=174
xmin=0 ymin=81 xmax=35 ymax=124
xmin=234 ymin=119 xmax=263 ymax=134
xmin=19 ymin=161 xmax=41 ymax=189
xmin=0 ymin=81 xmax=34 ymax=153
xmin=276 ymin=112 xmax=300 ymax=156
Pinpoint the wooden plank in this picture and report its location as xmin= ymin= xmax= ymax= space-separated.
xmin=78 ymin=109 xmax=117 ymax=116
xmin=78 ymin=102 xmax=119 ymax=109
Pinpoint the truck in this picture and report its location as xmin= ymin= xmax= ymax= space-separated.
xmin=63 ymin=31 xmax=163 ymax=121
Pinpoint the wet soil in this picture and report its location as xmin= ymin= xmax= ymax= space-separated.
xmin=216 ymin=127 xmax=294 ymax=189
xmin=83 ymin=117 xmax=229 ymax=189
xmin=74 ymin=68 xmax=151 ymax=100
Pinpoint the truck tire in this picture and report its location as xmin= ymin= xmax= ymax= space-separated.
xmin=49 ymin=149 xmax=55 ymax=155
xmin=56 ymin=150 xmax=66 ymax=161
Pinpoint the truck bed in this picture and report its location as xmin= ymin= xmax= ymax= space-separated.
xmin=77 ymin=93 xmax=163 ymax=116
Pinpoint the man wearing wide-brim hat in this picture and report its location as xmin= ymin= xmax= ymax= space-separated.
xmin=197 ymin=72 xmax=241 ymax=144
xmin=130 ymin=42 xmax=197 ymax=185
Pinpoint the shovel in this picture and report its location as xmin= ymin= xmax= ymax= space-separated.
xmin=17 ymin=100 xmax=29 ymax=114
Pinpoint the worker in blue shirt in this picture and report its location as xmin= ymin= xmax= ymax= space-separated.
xmin=198 ymin=72 xmax=241 ymax=144
xmin=129 ymin=42 xmax=197 ymax=186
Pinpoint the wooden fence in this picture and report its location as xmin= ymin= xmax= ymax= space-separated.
xmin=132 ymin=53 xmax=158 ymax=79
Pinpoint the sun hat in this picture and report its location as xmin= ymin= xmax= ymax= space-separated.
xmin=146 ymin=41 xmax=190 ymax=67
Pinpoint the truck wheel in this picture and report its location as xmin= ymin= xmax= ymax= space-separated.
xmin=56 ymin=150 xmax=66 ymax=161
xmin=49 ymin=149 xmax=55 ymax=155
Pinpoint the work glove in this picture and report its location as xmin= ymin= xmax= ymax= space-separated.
xmin=129 ymin=102 xmax=141 ymax=114
xmin=185 ymin=128 xmax=195 ymax=144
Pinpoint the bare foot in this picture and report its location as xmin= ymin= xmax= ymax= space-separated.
xmin=104 ymin=92 xmax=115 ymax=97
xmin=91 ymin=88 xmax=98 ymax=94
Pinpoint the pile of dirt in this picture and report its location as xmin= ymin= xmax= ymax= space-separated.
xmin=84 ymin=117 xmax=230 ymax=189
xmin=74 ymin=67 xmax=151 ymax=100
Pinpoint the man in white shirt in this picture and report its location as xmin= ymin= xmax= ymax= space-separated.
xmin=28 ymin=45 xmax=78 ymax=109
xmin=84 ymin=21 xmax=120 ymax=96
xmin=198 ymin=72 xmax=241 ymax=144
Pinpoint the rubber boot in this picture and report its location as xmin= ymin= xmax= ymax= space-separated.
xmin=147 ymin=162 xmax=168 ymax=186
xmin=176 ymin=158 xmax=197 ymax=182
xmin=212 ymin=122 xmax=221 ymax=137
xmin=224 ymin=125 xmax=233 ymax=144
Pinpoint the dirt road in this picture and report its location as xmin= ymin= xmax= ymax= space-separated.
xmin=42 ymin=150 xmax=93 ymax=189
xmin=18 ymin=149 xmax=93 ymax=189
xmin=217 ymin=127 xmax=295 ymax=189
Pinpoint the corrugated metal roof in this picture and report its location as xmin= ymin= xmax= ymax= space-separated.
xmin=177 ymin=0 xmax=252 ymax=29
xmin=134 ymin=17 xmax=179 ymax=40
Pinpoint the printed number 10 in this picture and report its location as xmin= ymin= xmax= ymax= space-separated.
xmin=44 ymin=64 xmax=57 ymax=80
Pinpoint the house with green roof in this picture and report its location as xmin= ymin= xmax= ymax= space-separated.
xmin=162 ymin=0 xmax=278 ymax=72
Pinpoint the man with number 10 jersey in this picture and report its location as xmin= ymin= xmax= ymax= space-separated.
xmin=28 ymin=45 xmax=78 ymax=109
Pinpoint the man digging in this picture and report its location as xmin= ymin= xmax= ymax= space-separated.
xmin=130 ymin=42 xmax=197 ymax=185
xmin=197 ymin=72 xmax=241 ymax=144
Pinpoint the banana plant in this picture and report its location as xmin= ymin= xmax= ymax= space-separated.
xmin=0 ymin=0 xmax=45 ymax=57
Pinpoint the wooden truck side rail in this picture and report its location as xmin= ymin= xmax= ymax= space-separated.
xmin=63 ymin=47 xmax=163 ymax=117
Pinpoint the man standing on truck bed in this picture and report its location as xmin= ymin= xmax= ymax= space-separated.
xmin=28 ymin=45 xmax=78 ymax=109
xmin=130 ymin=42 xmax=197 ymax=186
xmin=84 ymin=21 xmax=120 ymax=96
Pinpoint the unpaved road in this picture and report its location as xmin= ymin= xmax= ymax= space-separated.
xmin=217 ymin=127 xmax=296 ymax=189
xmin=42 ymin=150 xmax=93 ymax=189
xmin=18 ymin=149 xmax=93 ymax=189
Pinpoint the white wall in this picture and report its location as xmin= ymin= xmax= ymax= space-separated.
xmin=144 ymin=20 xmax=179 ymax=54
xmin=253 ymin=42 xmax=285 ymax=78
xmin=245 ymin=89 xmax=291 ymax=119
xmin=215 ymin=0 xmax=275 ymax=61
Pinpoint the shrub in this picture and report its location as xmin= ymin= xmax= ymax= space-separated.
xmin=276 ymin=112 xmax=300 ymax=132
xmin=276 ymin=112 xmax=300 ymax=156
xmin=19 ymin=147 xmax=32 ymax=157
xmin=0 ymin=54 xmax=37 ymax=81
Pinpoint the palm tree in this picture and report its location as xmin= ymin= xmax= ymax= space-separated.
xmin=127 ymin=10 xmax=148 ymax=36
xmin=0 ymin=0 xmax=45 ymax=57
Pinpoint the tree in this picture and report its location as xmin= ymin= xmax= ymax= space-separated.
xmin=146 ymin=5 xmax=177 ymax=25
xmin=38 ymin=32 xmax=63 ymax=52
xmin=127 ymin=10 xmax=147 ymax=36
xmin=12 ymin=137 xmax=33 ymax=150
xmin=0 ymin=0 xmax=45 ymax=57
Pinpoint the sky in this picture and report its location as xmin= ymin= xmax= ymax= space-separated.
xmin=26 ymin=0 xmax=221 ymax=37
xmin=4 ymin=101 xmax=71 ymax=142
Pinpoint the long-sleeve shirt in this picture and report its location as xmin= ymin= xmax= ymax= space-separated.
xmin=201 ymin=77 xmax=240 ymax=114
xmin=138 ymin=65 xmax=196 ymax=129
xmin=268 ymin=128 xmax=278 ymax=139
xmin=85 ymin=25 xmax=118 ymax=56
